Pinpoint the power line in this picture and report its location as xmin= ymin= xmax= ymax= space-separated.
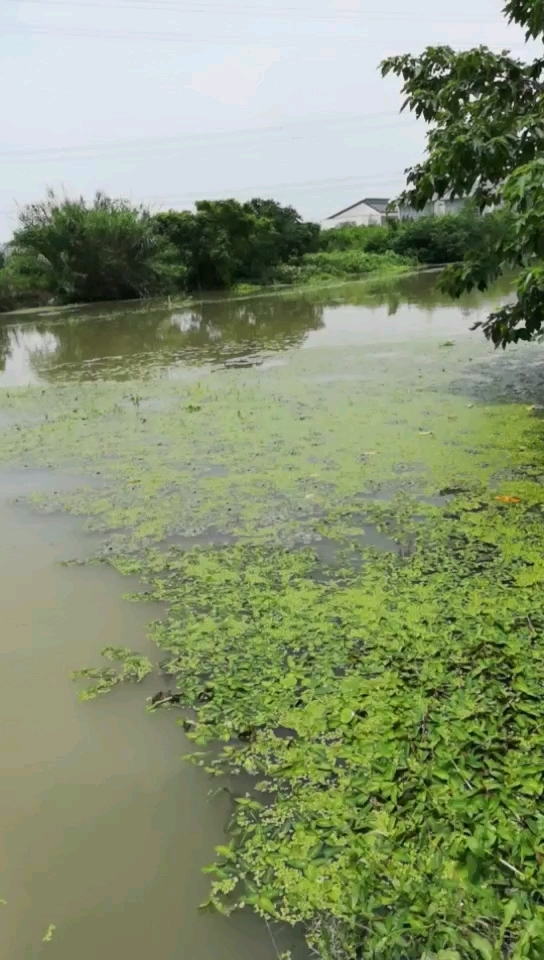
xmin=142 ymin=170 xmax=405 ymax=201
xmin=1 ymin=0 xmax=504 ymax=23
xmin=0 ymin=23 xmax=532 ymax=47
xmin=0 ymin=170 xmax=407 ymax=218
xmin=0 ymin=112 xmax=418 ymax=162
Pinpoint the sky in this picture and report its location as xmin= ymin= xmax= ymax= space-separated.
xmin=0 ymin=0 xmax=538 ymax=240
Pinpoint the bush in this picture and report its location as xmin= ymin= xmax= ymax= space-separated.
xmin=153 ymin=198 xmax=320 ymax=291
xmin=0 ymin=252 xmax=52 ymax=312
xmin=8 ymin=190 xmax=185 ymax=306
xmin=390 ymin=210 xmax=484 ymax=264
xmin=318 ymin=208 xmax=510 ymax=268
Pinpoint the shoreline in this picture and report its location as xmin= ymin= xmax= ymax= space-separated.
xmin=0 ymin=263 xmax=426 ymax=321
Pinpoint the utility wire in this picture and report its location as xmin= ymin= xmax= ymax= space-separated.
xmin=142 ymin=169 xmax=406 ymax=201
xmin=0 ymin=112 xmax=418 ymax=162
xmin=1 ymin=0 xmax=505 ymax=23
xmin=0 ymin=170 xmax=407 ymax=218
xmin=0 ymin=23 xmax=531 ymax=47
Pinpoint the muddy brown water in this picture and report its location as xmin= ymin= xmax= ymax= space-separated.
xmin=0 ymin=494 xmax=288 ymax=960
xmin=0 ymin=270 xmax=533 ymax=960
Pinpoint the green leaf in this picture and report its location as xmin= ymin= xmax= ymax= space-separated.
xmin=470 ymin=934 xmax=494 ymax=960
xmin=257 ymin=896 xmax=275 ymax=915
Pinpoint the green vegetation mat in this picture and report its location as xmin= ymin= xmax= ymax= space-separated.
xmin=2 ymin=327 xmax=544 ymax=958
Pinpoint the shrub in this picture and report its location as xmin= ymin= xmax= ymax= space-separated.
xmin=153 ymin=199 xmax=320 ymax=291
xmin=318 ymin=209 xmax=510 ymax=269
xmin=9 ymin=190 xmax=185 ymax=305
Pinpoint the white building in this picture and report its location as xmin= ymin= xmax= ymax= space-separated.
xmin=321 ymin=198 xmax=390 ymax=230
xmin=321 ymin=196 xmax=467 ymax=230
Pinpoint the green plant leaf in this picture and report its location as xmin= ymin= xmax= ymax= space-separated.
xmin=470 ymin=934 xmax=494 ymax=960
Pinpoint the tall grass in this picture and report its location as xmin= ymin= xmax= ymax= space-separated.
xmin=275 ymin=249 xmax=413 ymax=284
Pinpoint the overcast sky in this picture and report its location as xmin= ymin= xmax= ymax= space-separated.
xmin=0 ymin=0 xmax=537 ymax=240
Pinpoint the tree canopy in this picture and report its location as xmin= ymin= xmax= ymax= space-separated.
xmin=153 ymin=198 xmax=319 ymax=290
xmin=381 ymin=0 xmax=544 ymax=346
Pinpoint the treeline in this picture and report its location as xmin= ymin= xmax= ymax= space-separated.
xmin=0 ymin=190 xmax=509 ymax=312
xmin=0 ymin=192 xmax=320 ymax=311
xmin=318 ymin=205 xmax=510 ymax=266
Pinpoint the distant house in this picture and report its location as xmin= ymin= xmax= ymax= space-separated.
xmin=321 ymin=197 xmax=391 ymax=230
xmin=322 ymin=196 xmax=468 ymax=230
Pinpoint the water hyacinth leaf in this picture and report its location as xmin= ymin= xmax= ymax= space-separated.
xmin=73 ymin=648 xmax=153 ymax=699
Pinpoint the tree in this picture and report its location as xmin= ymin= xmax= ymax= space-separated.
xmin=10 ymin=190 xmax=185 ymax=305
xmin=243 ymin=198 xmax=320 ymax=262
xmin=154 ymin=198 xmax=319 ymax=291
xmin=381 ymin=0 xmax=544 ymax=346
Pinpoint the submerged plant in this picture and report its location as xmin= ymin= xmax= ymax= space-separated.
xmin=41 ymin=924 xmax=56 ymax=944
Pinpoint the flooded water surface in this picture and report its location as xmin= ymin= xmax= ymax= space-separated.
xmin=0 ymin=271 xmax=541 ymax=960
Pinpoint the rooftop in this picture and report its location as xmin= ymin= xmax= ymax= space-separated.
xmin=326 ymin=197 xmax=390 ymax=220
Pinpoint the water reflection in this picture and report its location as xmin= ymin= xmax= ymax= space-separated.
xmin=0 ymin=296 xmax=324 ymax=384
xmin=299 ymin=269 xmax=515 ymax=314
xmin=0 ymin=271 xmax=515 ymax=386
xmin=0 ymin=328 xmax=59 ymax=386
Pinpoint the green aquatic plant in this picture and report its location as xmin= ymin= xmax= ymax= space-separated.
xmin=72 ymin=646 xmax=153 ymax=700
xmin=1 ymin=284 xmax=544 ymax=958
xmin=126 ymin=492 xmax=544 ymax=960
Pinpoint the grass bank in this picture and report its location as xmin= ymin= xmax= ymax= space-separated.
xmin=229 ymin=256 xmax=415 ymax=299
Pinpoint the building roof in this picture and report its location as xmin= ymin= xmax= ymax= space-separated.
xmin=363 ymin=198 xmax=390 ymax=214
xmin=325 ymin=197 xmax=390 ymax=220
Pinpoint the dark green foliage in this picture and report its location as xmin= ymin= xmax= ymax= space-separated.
xmin=153 ymin=198 xmax=319 ymax=291
xmin=320 ymin=209 xmax=511 ymax=267
xmin=381 ymin=0 xmax=544 ymax=346
xmin=0 ymin=252 xmax=52 ymax=312
xmin=390 ymin=210 xmax=487 ymax=265
xmin=8 ymin=190 xmax=185 ymax=305
xmin=505 ymin=0 xmax=544 ymax=36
